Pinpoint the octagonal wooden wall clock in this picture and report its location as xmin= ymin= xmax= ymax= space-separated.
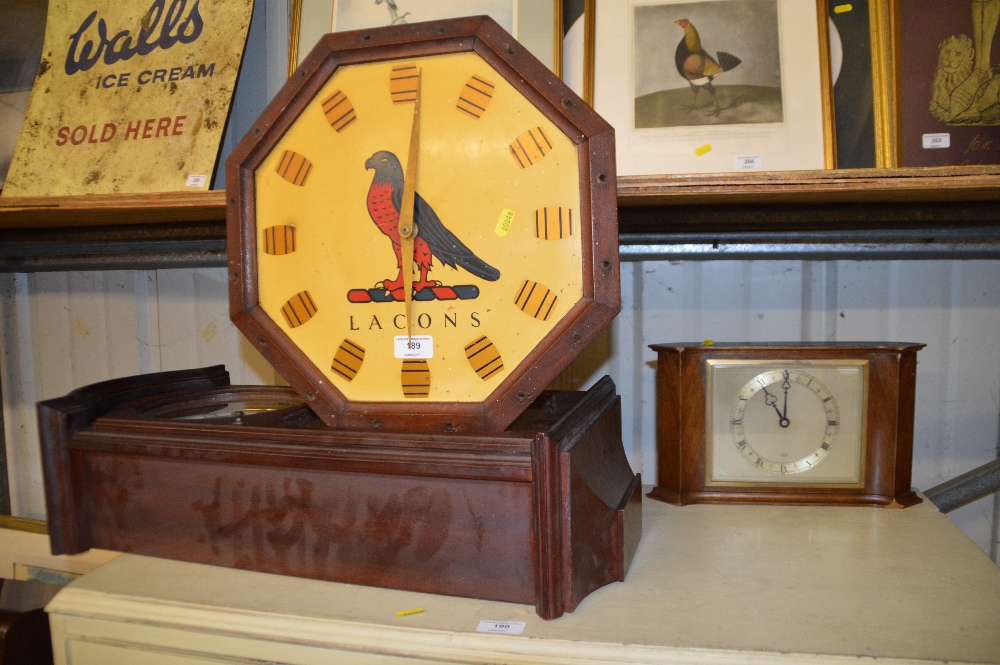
xmin=227 ymin=16 xmax=619 ymax=434
xmin=38 ymin=18 xmax=639 ymax=622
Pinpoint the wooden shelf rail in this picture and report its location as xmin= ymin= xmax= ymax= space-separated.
xmin=2 ymin=167 xmax=1000 ymax=269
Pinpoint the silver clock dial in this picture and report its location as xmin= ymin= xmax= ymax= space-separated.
xmin=730 ymin=369 xmax=840 ymax=475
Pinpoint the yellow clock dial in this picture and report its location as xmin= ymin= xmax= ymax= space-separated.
xmin=253 ymin=51 xmax=583 ymax=403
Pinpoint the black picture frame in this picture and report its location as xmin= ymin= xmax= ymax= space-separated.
xmin=829 ymin=0 xmax=878 ymax=168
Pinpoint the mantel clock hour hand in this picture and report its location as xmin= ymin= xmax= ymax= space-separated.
xmin=762 ymin=381 xmax=790 ymax=429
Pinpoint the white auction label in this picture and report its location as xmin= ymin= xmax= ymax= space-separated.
xmin=922 ymin=133 xmax=950 ymax=149
xmin=735 ymin=155 xmax=763 ymax=171
xmin=185 ymin=174 xmax=208 ymax=187
xmin=394 ymin=335 xmax=433 ymax=359
xmin=476 ymin=620 xmax=525 ymax=635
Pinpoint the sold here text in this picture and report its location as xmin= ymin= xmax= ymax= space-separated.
xmin=55 ymin=115 xmax=187 ymax=146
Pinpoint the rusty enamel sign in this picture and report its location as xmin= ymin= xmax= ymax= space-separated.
xmin=3 ymin=0 xmax=254 ymax=197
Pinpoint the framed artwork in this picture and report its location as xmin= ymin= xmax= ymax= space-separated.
xmin=829 ymin=0 xmax=878 ymax=168
xmin=294 ymin=0 xmax=333 ymax=70
xmin=895 ymin=0 xmax=1000 ymax=167
xmin=296 ymin=1 xmax=563 ymax=75
xmin=594 ymin=0 xmax=834 ymax=176
xmin=289 ymin=0 xmax=303 ymax=79
xmin=562 ymin=0 xmax=595 ymax=105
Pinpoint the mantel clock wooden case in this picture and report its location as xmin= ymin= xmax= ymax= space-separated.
xmin=37 ymin=18 xmax=639 ymax=621
xmin=648 ymin=343 xmax=924 ymax=508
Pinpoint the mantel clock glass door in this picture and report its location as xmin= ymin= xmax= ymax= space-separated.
xmin=708 ymin=360 xmax=867 ymax=486
xmin=227 ymin=18 xmax=619 ymax=434
xmin=649 ymin=342 xmax=924 ymax=507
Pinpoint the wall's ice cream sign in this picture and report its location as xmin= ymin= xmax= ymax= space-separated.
xmin=3 ymin=0 xmax=253 ymax=197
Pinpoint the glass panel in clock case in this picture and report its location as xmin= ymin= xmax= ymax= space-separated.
xmin=706 ymin=359 xmax=867 ymax=486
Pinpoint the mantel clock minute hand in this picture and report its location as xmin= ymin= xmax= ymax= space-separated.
xmin=780 ymin=369 xmax=791 ymax=428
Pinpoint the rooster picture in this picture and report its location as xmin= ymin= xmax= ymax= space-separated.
xmin=364 ymin=150 xmax=500 ymax=295
xmin=674 ymin=18 xmax=742 ymax=116
xmin=633 ymin=3 xmax=784 ymax=130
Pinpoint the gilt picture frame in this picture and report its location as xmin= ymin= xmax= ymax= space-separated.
xmin=892 ymin=0 xmax=1000 ymax=167
xmin=594 ymin=0 xmax=834 ymax=176
xmin=293 ymin=0 xmax=331 ymax=71
xmin=293 ymin=1 xmax=563 ymax=76
xmin=0 ymin=516 xmax=47 ymax=535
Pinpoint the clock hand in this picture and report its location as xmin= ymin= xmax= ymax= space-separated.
xmin=762 ymin=384 xmax=790 ymax=429
xmin=398 ymin=67 xmax=421 ymax=342
xmin=780 ymin=370 xmax=791 ymax=427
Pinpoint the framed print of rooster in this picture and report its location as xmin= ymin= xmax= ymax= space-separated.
xmin=634 ymin=3 xmax=776 ymax=129
xmin=594 ymin=0 xmax=834 ymax=175
xmin=894 ymin=0 xmax=1000 ymax=167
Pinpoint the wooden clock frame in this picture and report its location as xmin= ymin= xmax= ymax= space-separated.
xmin=38 ymin=366 xmax=642 ymax=621
xmin=226 ymin=16 xmax=620 ymax=434
xmin=648 ymin=342 xmax=924 ymax=507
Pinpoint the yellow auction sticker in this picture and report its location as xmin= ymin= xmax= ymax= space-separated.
xmin=495 ymin=208 xmax=515 ymax=236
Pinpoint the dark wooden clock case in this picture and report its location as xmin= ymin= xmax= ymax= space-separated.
xmin=38 ymin=367 xmax=640 ymax=620
xmin=649 ymin=342 xmax=924 ymax=508
xmin=36 ymin=19 xmax=639 ymax=621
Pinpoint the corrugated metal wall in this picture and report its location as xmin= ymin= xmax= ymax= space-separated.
xmin=0 ymin=269 xmax=283 ymax=519
xmin=3 ymin=259 xmax=999 ymax=561
xmin=2 ymin=1 xmax=998 ymax=565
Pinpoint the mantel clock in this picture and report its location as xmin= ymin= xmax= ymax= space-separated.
xmin=649 ymin=342 xmax=924 ymax=507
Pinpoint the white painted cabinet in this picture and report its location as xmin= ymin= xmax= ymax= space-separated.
xmin=46 ymin=496 xmax=1000 ymax=665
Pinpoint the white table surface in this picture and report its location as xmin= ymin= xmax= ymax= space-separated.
xmin=46 ymin=491 xmax=1000 ymax=665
